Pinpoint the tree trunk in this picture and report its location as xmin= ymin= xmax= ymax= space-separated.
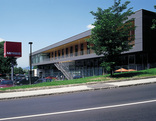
xmin=110 ymin=69 xmax=113 ymax=76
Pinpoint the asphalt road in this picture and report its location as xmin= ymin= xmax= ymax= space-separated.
xmin=0 ymin=83 xmax=156 ymax=121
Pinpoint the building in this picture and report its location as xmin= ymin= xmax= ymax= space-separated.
xmin=32 ymin=9 xmax=156 ymax=79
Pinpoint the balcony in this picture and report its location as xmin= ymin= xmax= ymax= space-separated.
xmin=32 ymin=49 xmax=102 ymax=66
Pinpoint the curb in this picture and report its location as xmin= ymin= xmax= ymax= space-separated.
xmin=0 ymin=79 xmax=156 ymax=100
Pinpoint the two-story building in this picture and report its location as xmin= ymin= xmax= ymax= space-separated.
xmin=32 ymin=9 xmax=156 ymax=79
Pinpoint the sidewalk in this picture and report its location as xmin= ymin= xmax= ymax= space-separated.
xmin=0 ymin=77 xmax=156 ymax=100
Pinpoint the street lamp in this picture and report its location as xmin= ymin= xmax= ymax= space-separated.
xmin=29 ymin=42 xmax=33 ymax=85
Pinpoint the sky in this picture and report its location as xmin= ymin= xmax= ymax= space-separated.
xmin=0 ymin=0 xmax=156 ymax=68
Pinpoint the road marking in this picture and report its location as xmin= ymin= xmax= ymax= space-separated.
xmin=0 ymin=99 xmax=156 ymax=121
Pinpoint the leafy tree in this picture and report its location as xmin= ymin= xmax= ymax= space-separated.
xmin=14 ymin=67 xmax=25 ymax=74
xmin=87 ymin=0 xmax=135 ymax=76
xmin=33 ymin=66 xmax=37 ymax=69
xmin=0 ymin=41 xmax=17 ymax=74
xmin=151 ymin=5 xmax=156 ymax=29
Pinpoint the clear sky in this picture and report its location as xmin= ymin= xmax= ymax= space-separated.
xmin=0 ymin=0 xmax=156 ymax=68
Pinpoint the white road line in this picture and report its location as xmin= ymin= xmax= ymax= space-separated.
xmin=0 ymin=99 xmax=156 ymax=121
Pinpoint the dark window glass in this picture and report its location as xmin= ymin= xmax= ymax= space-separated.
xmin=70 ymin=46 xmax=73 ymax=57
xmin=55 ymin=51 xmax=57 ymax=59
xmin=62 ymin=49 xmax=64 ymax=58
xmin=129 ymin=55 xmax=135 ymax=64
xmin=75 ymin=45 xmax=78 ymax=56
xmin=81 ymin=43 xmax=84 ymax=55
xmin=87 ymin=42 xmax=90 ymax=54
xmin=58 ymin=50 xmax=60 ymax=59
xmin=66 ymin=48 xmax=68 ymax=57
xmin=52 ymin=52 xmax=53 ymax=58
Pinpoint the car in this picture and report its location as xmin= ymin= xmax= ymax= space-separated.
xmin=0 ymin=77 xmax=4 ymax=81
xmin=14 ymin=75 xmax=26 ymax=81
xmin=15 ymin=77 xmax=39 ymax=85
xmin=34 ymin=77 xmax=56 ymax=84
xmin=0 ymin=80 xmax=13 ymax=88
xmin=45 ymin=76 xmax=57 ymax=80
xmin=34 ymin=78 xmax=47 ymax=84
xmin=73 ymin=75 xmax=82 ymax=79
xmin=13 ymin=76 xmax=26 ymax=84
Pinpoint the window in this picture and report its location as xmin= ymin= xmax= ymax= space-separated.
xmin=55 ymin=51 xmax=57 ymax=59
xmin=70 ymin=46 xmax=73 ymax=57
xmin=52 ymin=52 xmax=53 ymax=59
xmin=81 ymin=43 xmax=84 ymax=55
xmin=87 ymin=42 xmax=90 ymax=54
xmin=66 ymin=48 xmax=68 ymax=57
xmin=58 ymin=50 xmax=60 ymax=59
xmin=129 ymin=55 xmax=135 ymax=64
xmin=128 ymin=20 xmax=135 ymax=46
xmin=75 ymin=45 xmax=78 ymax=56
xmin=62 ymin=49 xmax=64 ymax=58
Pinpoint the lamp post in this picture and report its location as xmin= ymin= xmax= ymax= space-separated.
xmin=29 ymin=42 xmax=33 ymax=85
xmin=11 ymin=57 xmax=15 ymax=86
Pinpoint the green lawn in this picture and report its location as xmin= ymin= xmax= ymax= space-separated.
xmin=1 ymin=68 xmax=156 ymax=91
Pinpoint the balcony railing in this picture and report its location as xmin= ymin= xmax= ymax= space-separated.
xmin=33 ymin=49 xmax=95 ymax=64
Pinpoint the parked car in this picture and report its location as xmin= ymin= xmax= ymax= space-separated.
xmin=45 ymin=76 xmax=57 ymax=80
xmin=15 ymin=77 xmax=39 ymax=85
xmin=73 ymin=75 xmax=82 ymax=79
xmin=34 ymin=78 xmax=47 ymax=84
xmin=14 ymin=75 xmax=26 ymax=81
xmin=0 ymin=80 xmax=13 ymax=88
xmin=0 ymin=77 xmax=4 ymax=81
xmin=14 ymin=75 xmax=26 ymax=84
xmin=34 ymin=77 xmax=56 ymax=84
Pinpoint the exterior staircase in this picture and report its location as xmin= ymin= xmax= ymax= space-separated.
xmin=54 ymin=63 xmax=73 ymax=80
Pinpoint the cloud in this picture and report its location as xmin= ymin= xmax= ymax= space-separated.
xmin=87 ymin=24 xmax=95 ymax=29
xmin=0 ymin=38 xmax=5 ymax=42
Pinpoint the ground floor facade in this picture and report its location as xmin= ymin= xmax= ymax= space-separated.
xmin=34 ymin=51 xmax=156 ymax=79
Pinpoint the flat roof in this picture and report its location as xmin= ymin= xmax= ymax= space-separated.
xmin=32 ymin=29 xmax=91 ymax=55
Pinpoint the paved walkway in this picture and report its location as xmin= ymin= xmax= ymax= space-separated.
xmin=0 ymin=77 xmax=156 ymax=100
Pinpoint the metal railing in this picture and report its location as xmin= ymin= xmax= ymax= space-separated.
xmin=54 ymin=63 xmax=73 ymax=80
xmin=33 ymin=49 xmax=95 ymax=64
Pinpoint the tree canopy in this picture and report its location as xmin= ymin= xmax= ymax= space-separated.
xmin=151 ymin=5 xmax=156 ymax=29
xmin=14 ymin=67 xmax=25 ymax=74
xmin=87 ymin=0 xmax=135 ymax=75
xmin=0 ymin=41 xmax=17 ymax=74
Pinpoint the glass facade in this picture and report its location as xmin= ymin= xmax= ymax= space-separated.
xmin=32 ymin=41 xmax=95 ymax=65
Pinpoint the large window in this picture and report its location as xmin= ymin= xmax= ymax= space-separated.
xmin=128 ymin=20 xmax=135 ymax=46
xmin=129 ymin=55 xmax=135 ymax=64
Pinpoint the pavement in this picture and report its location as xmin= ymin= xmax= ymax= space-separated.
xmin=0 ymin=77 xmax=156 ymax=100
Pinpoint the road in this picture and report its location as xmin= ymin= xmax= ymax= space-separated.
xmin=0 ymin=83 xmax=156 ymax=121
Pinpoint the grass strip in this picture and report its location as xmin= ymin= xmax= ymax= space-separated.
xmin=1 ymin=68 xmax=156 ymax=91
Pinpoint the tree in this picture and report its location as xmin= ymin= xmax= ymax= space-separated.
xmin=14 ymin=67 xmax=25 ymax=74
xmin=151 ymin=5 xmax=156 ymax=29
xmin=0 ymin=41 xmax=17 ymax=74
xmin=87 ymin=0 xmax=135 ymax=76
